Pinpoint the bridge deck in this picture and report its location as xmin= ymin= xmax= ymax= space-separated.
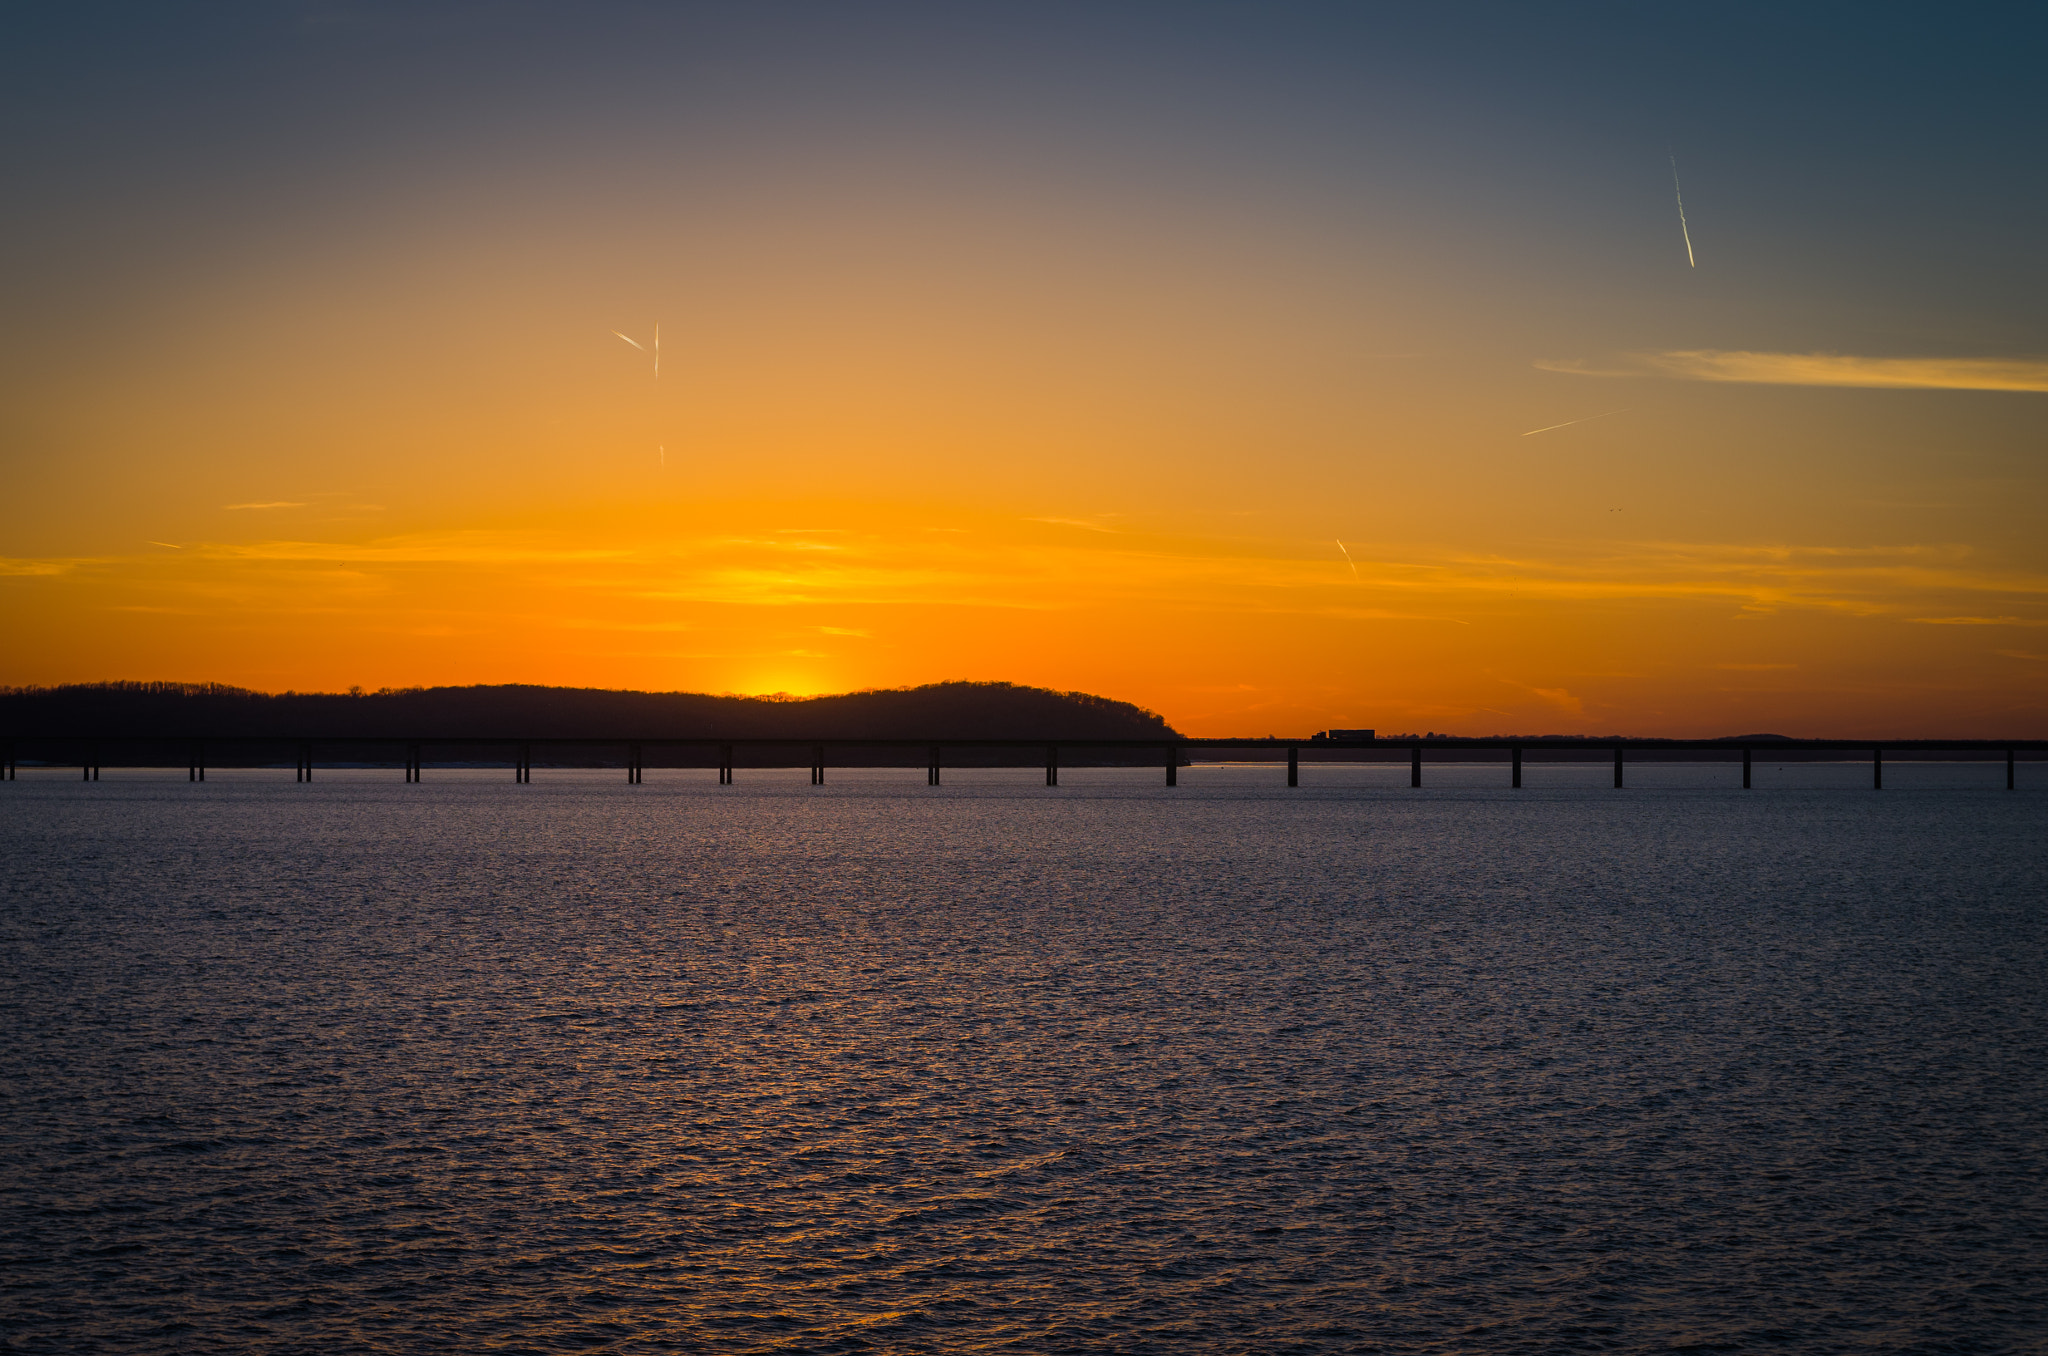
xmin=6 ymin=733 xmax=2041 ymax=789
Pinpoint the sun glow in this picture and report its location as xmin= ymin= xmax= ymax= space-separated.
xmin=4 ymin=7 xmax=2045 ymax=737
xmin=739 ymin=677 xmax=839 ymax=701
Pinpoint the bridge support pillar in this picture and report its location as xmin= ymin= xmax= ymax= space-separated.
xmin=1614 ymin=745 xmax=1624 ymax=789
xmin=1411 ymin=745 xmax=1421 ymax=788
xmin=1045 ymin=744 xmax=1057 ymax=787
xmin=1743 ymin=745 xmax=1752 ymax=789
xmin=929 ymin=744 xmax=941 ymax=786
xmin=1874 ymin=747 xmax=1882 ymax=790
xmin=812 ymin=745 xmax=825 ymax=786
xmin=1287 ymin=745 xmax=1298 ymax=787
xmin=406 ymin=743 xmax=421 ymax=783
xmin=2009 ymin=748 xmax=2016 ymax=791
xmin=1512 ymin=745 xmax=1522 ymax=789
xmin=719 ymin=745 xmax=733 ymax=785
xmin=1166 ymin=745 xmax=1178 ymax=786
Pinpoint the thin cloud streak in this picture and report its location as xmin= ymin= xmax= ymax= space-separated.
xmin=1538 ymin=351 xmax=2048 ymax=392
xmin=1670 ymin=153 xmax=1695 ymax=268
xmin=1025 ymin=517 xmax=1118 ymax=532
xmin=196 ymin=533 xmax=639 ymax=565
xmin=1522 ymin=408 xmax=1629 ymax=437
xmin=0 ymin=557 xmax=89 ymax=576
xmin=13 ymin=531 xmax=2048 ymax=640
xmin=1909 ymin=615 xmax=2048 ymax=627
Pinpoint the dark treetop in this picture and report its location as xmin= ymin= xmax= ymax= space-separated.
xmin=0 ymin=681 xmax=1183 ymax=743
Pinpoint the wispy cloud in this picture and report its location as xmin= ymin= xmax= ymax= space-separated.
xmin=1539 ymin=351 xmax=2048 ymax=392
xmin=18 ymin=527 xmax=2048 ymax=644
xmin=1025 ymin=516 xmax=1119 ymax=532
xmin=0 ymin=556 xmax=88 ymax=577
xmin=223 ymin=501 xmax=307 ymax=510
xmin=1531 ymin=358 xmax=1640 ymax=379
xmin=1521 ymin=408 xmax=1629 ymax=436
xmin=1312 ymin=540 xmax=2048 ymax=622
xmin=197 ymin=533 xmax=636 ymax=565
xmin=1500 ymin=679 xmax=1585 ymax=715
xmin=1909 ymin=615 xmax=2048 ymax=626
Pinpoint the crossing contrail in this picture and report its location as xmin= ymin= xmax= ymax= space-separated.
xmin=615 ymin=325 xmax=660 ymax=378
xmin=1523 ymin=408 xmax=1630 ymax=437
xmin=1670 ymin=154 xmax=1695 ymax=268
xmin=1336 ymin=539 xmax=1359 ymax=579
xmin=616 ymin=326 xmax=661 ymax=458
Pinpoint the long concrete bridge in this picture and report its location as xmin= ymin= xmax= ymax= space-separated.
xmin=5 ymin=735 xmax=2042 ymax=790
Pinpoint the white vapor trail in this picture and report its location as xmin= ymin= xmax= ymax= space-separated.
xmin=1336 ymin=539 xmax=1359 ymax=579
xmin=1522 ymin=408 xmax=1630 ymax=437
xmin=1670 ymin=154 xmax=1695 ymax=268
xmin=616 ymin=326 xmax=662 ymax=461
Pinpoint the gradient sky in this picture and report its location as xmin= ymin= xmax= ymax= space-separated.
xmin=5 ymin=1 xmax=2046 ymax=734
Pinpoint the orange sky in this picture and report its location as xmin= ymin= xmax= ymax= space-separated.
xmin=5 ymin=6 xmax=2045 ymax=736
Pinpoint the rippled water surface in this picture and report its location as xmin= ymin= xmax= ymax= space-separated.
xmin=5 ymin=765 xmax=2045 ymax=1353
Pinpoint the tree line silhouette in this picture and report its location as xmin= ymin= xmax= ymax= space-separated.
xmin=0 ymin=681 xmax=1182 ymax=758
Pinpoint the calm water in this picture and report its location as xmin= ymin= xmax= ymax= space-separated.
xmin=4 ymin=765 xmax=2044 ymax=1353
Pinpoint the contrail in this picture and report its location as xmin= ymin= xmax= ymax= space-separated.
xmin=1336 ymin=539 xmax=1359 ymax=579
xmin=1522 ymin=408 xmax=1630 ymax=437
xmin=613 ymin=330 xmax=645 ymax=352
xmin=1670 ymin=153 xmax=1695 ymax=268
xmin=659 ymin=444 xmax=665 ymax=467
xmin=148 ymin=541 xmax=182 ymax=549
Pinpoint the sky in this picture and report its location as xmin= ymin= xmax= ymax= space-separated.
xmin=4 ymin=1 xmax=2046 ymax=735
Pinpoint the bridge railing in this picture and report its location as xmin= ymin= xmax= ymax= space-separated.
xmin=3 ymin=735 xmax=2041 ymax=789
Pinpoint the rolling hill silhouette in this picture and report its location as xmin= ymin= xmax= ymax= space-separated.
xmin=0 ymin=681 xmax=1181 ymax=766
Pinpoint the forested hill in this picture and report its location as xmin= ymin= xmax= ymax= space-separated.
xmin=0 ymin=681 xmax=1182 ymax=741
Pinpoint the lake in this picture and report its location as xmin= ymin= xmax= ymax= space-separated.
xmin=4 ymin=765 xmax=2044 ymax=1352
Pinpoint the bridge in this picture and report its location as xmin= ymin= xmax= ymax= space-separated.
xmin=5 ymin=735 xmax=2042 ymax=790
